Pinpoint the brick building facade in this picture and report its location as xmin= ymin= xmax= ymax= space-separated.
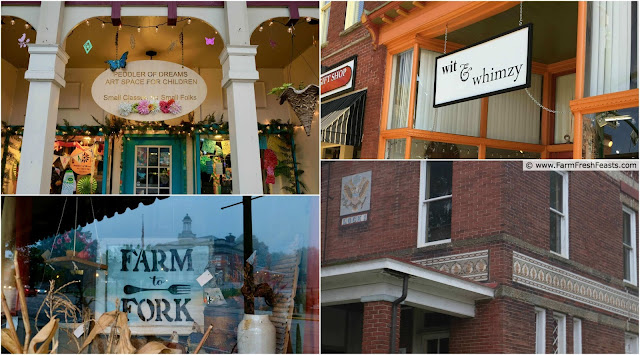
xmin=321 ymin=161 xmax=639 ymax=353
xmin=320 ymin=1 xmax=387 ymax=159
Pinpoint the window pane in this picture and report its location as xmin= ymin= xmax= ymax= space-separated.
xmin=148 ymin=147 xmax=159 ymax=166
xmin=554 ymin=74 xmax=576 ymax=144
xmin=427 ymin=162 xmax=452 ymax=199
xmin=486 ymin=147 xmax=541 ymax=159
xmin=584 ymin=107 xmax=639 ymax=159
xmin=414 ymin=49 xmax=481 ymax=136
xmin=623 ymin=211 xmax=631 ymax=245
xmin=385 ymin=139 xmax=406 ymax=159
xmin=585 ymin=1 xmax=637 ymax=97
xmin=550 ymin=172 xmax=563 ymax=212
xmin=427 ymin=339 xmax=438 ymax=353
xmin=387 ymin=49 xmax=413 ymax=129
xmin=410 ymin=140 xmax=478 ymax=159
xmin=624 ymin=247 xmax=631 ymax=280
xmin=136 ymin=147 xmax=147 ymax=166
xmin=427 ymin=198 xmax=452 ymax=242
xmin=550 ymin=211 xmax=562 ymax=253
xmin=487 ymin=74 xmax=543 ymax=144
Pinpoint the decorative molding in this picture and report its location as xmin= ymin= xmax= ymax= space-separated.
xmin=413 ymin=249 xmax=489 ymax=281
xmin=513 ymin=251 xmax=638 ymax=320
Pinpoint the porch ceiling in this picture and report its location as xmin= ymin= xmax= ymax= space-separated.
xmin=321 ymin=258 xmax=495 ymax=318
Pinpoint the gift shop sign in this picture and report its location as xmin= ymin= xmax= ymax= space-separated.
xmin=321 ymin=56 xmax=357 ymax=99
xmin=433 ymin=24 xmax=532 ymax=108
xmin=91 ymin=60 xmax=207 ymax=121
xmin=106 ymin=245 xmax=208 ymax=335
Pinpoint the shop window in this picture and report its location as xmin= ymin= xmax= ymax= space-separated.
xmin=552 ymin=313 xmax=567 ymax=354
xmin=535 ymin=307 xmax=546 ymax=354
xmin=626 ymin=333 xmax=639 ymax=354
xmin=585 ymin=1 xmax=638 ymax=97
xmin=387 ymin=49 xmax=414 ymax=129
xmin=135 ymin=145 xmax=171 ymax=195
xmin=198 ymin=135 xmax=232 ymax=194
xmin=622 ymin=206 xmax=637 ymax=285
xmin=410 ymin=139 xmax=479 ymax=159
xmin=554 ymin=74 xmax=576 ymax=144
xmin=550 ymin=171 xmax=569 ymax=258
xmin=321 ymin=1 xmax=331 ymax=44
xmin=418 ymin=161 xmax=453 ymax=247
xmin=485 ymin=147 xmax=541 ymax=159
xmin=385 ymin=138 xmax=406 ymax=159
xmin=2 ymin=135 xmax=22 ymax=194
xmin=487 ymin=74 xmax=543 ymax=144
xmin=414 ymin=49 xmax=481 ymax=136
xmin=344 ymin=1 xmax=364 ymax=30
xmin=1 ymin=196 xmax=319 ymax=354
xmin=584 ymin=107 xmax=639 ymax=159
xmin=52 ymin=135 xmax=105 ymax=194
xmin=573 ymin=318 xmax=582 ymax=354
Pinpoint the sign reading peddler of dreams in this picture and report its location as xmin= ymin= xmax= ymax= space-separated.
xmin=105 ymin=245 xmax=209 ymax=335
xmin=433 ymin=24 xmax=533 ymax=108
xmin=92 ymin=60 xmax=207 ymax=122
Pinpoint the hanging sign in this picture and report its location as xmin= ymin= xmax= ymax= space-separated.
xmin=69 ymin=147 xmax=94 ymax=175
xmin=433 ymin=24 xmax=533 ymax=108
xmin=92 ymin=60 xmax=207 ymax=121
xmin=321 ymin=56 xmax=357 ymax=99
xmin=106 ymin=245 xmax=209 ymax=334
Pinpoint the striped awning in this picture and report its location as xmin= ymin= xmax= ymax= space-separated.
xmin=321 ymin=90 xmax=367 ymax=146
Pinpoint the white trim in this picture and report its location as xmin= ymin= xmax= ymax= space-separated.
xmin=418 ymin=161 xmax=453 ymax=248
xmin=622 ymin=205 xmax=637 ymax=286
xmin=553 ymin=312 xmax=566 ymax=354
xmin=625 ymin=332 xmax=639 ymax=354
xmin=535 ymin=307 xmax=546 ymax=354
xmin=320 ymin=1 xmax=331 ymax=45
xmin=573 ymin=318 xmax=582 ymax=354
xmin=550 ymin=170 xmax=569 ymax=258
xmin=344 ymin=1 xmax=364 ymax=30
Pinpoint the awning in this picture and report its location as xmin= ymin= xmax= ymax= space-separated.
xmin=321 ymin=258 xmax=495 ymax=318
xmin=2 ymin=196 xmax=167 ymax=244
xmin=321 ymin=90 xmax=367 ymax=146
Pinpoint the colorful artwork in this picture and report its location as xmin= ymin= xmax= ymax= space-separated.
xmin=70 ymin=147 xmax=95 ymax=175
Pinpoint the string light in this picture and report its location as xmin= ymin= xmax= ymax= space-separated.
xmin=138 ymin=26 xmax=141 ymax=33
xmin=118 ymin=23 xmax=122 ymax=30
xmin=306 ymin=17 xmax=311 ymax=22
xmin=85 ymin=19 xmax=90 ymax=26
xmin=259 ymin=26 xmax=263 ymax=32
xmin=155 ymin=26 xmax=159 ymax=33
xmin=24 ymin=23 xmax=30 ymax=29
xmin=101 ymin=22 xmax=105 ymax=29
xmin=187 ymin=18 xmax=192 ymax=25
xmin=11 ymin=18 xmax=15 ymax=25
xmin=269 ymin=20 xmax=273 ymax=26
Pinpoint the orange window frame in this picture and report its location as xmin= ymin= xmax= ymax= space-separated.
xmin=375 ymin=1 xmax=639 ymax=159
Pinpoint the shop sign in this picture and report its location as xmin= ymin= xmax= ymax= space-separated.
xmin=433 ymin=24 xmax=532 ymax=108
xmin=340 ymin=170 xmax=371 ymax=216
xmin=106 ymin=245 xmax=209 ymax=334
xmin=321 ymin=56 xmax=357 ymax=99
xmin=92 ymin=60 xmax=207 ymax=121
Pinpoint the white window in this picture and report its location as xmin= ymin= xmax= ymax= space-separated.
xmin=623 ymin=206 xmax=637 ymax=285
xmin=550 ymin=171 xmax=569 ymax=258
xmin=552 ymin=313 xmax=566 ymax=354
xmin=535 ymin=307 xmax=546 ymax=354
xmin=573 ymin=318 xmax=582 ymax=354
xmin=320 ymin=1 xmax=331 ymax=45
xmin=418 ymin=161 xmax=453 ymax=247
xmin=344 ymin=1 xmax=365 ymax=29
xmin=625 ymin=333 xmax=639 ymax=354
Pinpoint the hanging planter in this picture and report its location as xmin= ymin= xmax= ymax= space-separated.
xmin=270 ymin=84 xmax=319 ymax=136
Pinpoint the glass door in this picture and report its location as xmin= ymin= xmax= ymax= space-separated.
xmin=135 ymin=145 xmax=171 ymax=194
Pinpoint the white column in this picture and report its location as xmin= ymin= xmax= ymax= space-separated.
xmin=16 ymin=2 xmax=68 ymax=194
xmin=220 ymin=1 xmax=263 ymax=194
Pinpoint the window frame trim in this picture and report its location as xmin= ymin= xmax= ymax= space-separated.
xmin=535 ymin=307 xmax=546 ymax=354
xmin=622 ymin=205 xmax=638 ymax=286
xmin=417 ymin=161 xmax=453 ymax=248
xmin=344 ymin=1 xmax=364 ymax=30
xmin=573 ymin=317 xmax=582 ymax=354
xmin=320 ymin=1 xmax=331 ymax=45
xmin=553 ymin=312 xmax=567 ymax=354
xmin=549 ymin=170 xmax=570 ymax=258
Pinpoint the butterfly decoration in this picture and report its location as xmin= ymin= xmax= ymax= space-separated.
xmin=137 ymin=171 xmax=146 ymax=180
xmin=18 ymin=33 xmax=30 ymax=48
xmin=205 ymin=37 xmax=215 ymax=45
xmin=105 ymin=51 xmax=128 ymax=72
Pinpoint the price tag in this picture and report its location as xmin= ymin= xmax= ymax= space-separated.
xmin=196 ymin=270 xmax=214 ymax=287
xmin=73 ymin=323 xmax=85 ymax=338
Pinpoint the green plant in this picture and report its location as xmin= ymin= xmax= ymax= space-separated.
xmin=267 ymin=83 xmax=293 ymax=97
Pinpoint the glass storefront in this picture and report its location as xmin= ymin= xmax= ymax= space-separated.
xmin=1 ymin=196 xmax=319 ymax=353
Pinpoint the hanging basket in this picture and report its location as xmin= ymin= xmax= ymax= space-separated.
xmin=279 ymin=84 xmax=319 ymax=136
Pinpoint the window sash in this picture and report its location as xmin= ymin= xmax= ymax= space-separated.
xmin=622 ymin=206 xmax=637 ymax=284
xmin=549 ymin=171 xmax=569 ymax=258
xmin=320 ymin=1 xmax=331 ymax=44
xmin=552 ymin=313 xmax=567 ymax=354
xmin=418 ymin=161 xmax=453 ymax=247
xmin=344 ymin=1 xmax=364 ymax=29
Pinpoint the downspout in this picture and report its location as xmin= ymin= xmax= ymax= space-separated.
xmin=390 ymin=274 xmax=409 ymax=354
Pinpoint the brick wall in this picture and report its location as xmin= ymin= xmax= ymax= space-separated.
xmin=361 ymin=301 xmax=401 ymax=353
xmin=321 ymin=1 xmax=388 ymax=158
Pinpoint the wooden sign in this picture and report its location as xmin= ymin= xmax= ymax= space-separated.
xmin=106 ymin=245 xmax=209 ymax=334
xmin=91 ymin=60 xmax=208 ymax=121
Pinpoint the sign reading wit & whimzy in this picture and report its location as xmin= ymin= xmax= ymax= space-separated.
xmin=340 ymin=170 xmax=371 ymax=217
xmin=433 ymin=24 xmax=532 ymax=108
xmin=92 ymin=60 xmax=207 ymax=121
xmin=106 ymin=245 xmax=208 ymax=335
xmin=321 ymin=56 xmax=357 ymax=99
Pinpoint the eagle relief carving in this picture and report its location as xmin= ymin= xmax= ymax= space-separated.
xmin=340 ymin=171 xmax=371 ymax=215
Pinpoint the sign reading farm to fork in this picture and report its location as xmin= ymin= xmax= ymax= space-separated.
xmin=340 ymin=171 xmax=372 ymax=217
xmin=106 ymin=245 xmax=208 ymax=334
